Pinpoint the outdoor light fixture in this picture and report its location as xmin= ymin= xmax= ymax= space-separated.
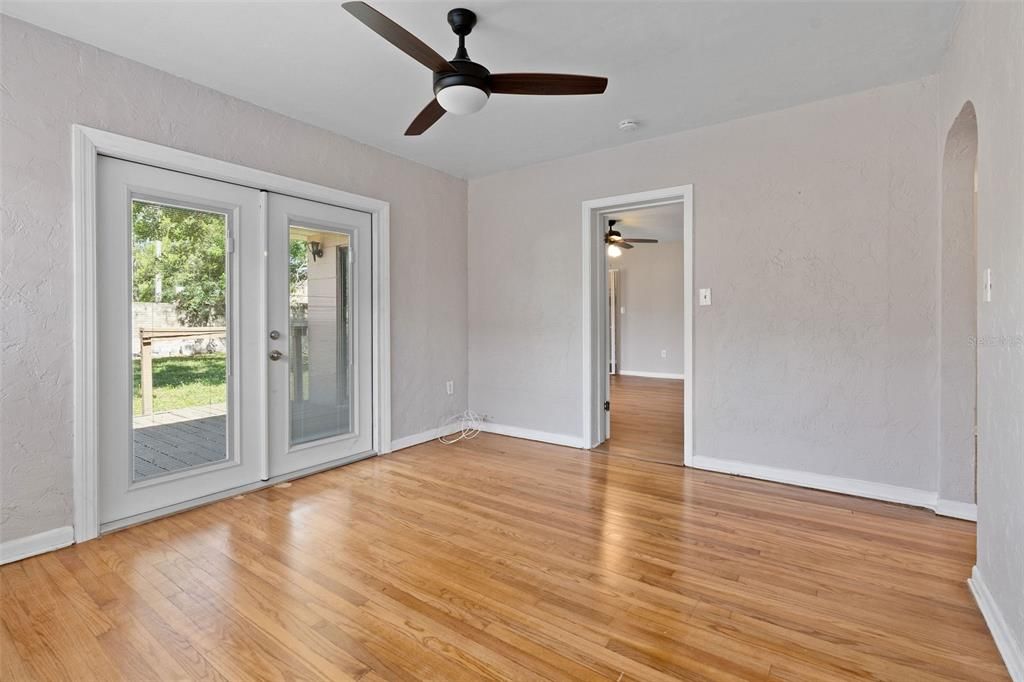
xmin=309 ymin=240 xmax=324 ymax=262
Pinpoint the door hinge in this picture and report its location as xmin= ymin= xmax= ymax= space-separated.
xmin=603 ymin=400 xmax=610 ymax=411
xmin=227 ymin=236 xmax=235 ymax=254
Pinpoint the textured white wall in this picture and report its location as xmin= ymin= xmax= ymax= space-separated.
xmin=937 ymin=0 xmax=1024 ymax=662
xmin=0 ymin=17 xmax=468 ymax=543
xmin=469 ymin=77 xmax=941 ymax=491
xmin=614 ymin=243 xmax=685 ymax=375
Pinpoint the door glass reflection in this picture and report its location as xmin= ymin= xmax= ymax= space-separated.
xmin=288 ymin=226 xmax=353 ymax=446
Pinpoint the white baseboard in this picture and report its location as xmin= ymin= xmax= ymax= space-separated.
xmin=934 ymin=498 xmax=978 ymax=521
xmin=970 ymin=566 xmax=1024 ymax=681
xmin=617 ymin=370 xmax=685 ymax=380
xmin=692 ymin=456 xmax=979 ymax=522
xmin=690 ymin=456 xmax=939 ymax=508
xmin=0 ymin=526 xmax=74 ymax=565
xmin=478 ymin=422 xmax=585 ymax=449
xmin=390 ymin=424 xmax=462 ymax=451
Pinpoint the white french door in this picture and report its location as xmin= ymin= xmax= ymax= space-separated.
xmin=96 ymin=156 xmax=374 ymax=528
xmin=266 ymin=193 xmax=372 ymax=476
xmin=97 ymin=157 xmax=263 ymax=524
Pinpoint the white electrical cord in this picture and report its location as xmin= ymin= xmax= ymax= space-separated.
xmin=437 ymin=409 xmax=483 ymax=444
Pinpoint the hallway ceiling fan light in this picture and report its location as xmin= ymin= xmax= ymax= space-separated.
xmin=435 ymin=83 xmax=489 ymax=115
xmin=607 ymin=244 xmax=623 ymax=258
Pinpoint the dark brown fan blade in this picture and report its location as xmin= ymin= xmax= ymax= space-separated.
xmin=619 ymin=242 xmax=634 ymax=249
xmin=623 ymin=238 xmax=659 ymax=243
xmin=405 ymin=99 xmax=446 ymax=135
xmin=343 ymin=2 xmax=455 ymax=73
xmin=489 ymin=73 xmax=608 ymax=95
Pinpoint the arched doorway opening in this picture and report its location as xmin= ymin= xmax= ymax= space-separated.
xmin=938 ymin=101 xmax=979 ymax=514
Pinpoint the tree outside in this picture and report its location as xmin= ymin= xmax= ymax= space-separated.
xmin=132 ymin=202 xmax=311 ymax=323
xmin=132 ymin=201 xmax=227 ymax=326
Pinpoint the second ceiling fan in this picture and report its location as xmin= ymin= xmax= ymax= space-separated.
xmin=606 ymin=219 xmax=658 ymax=257
xmin=342 ymin=2 xmax=609 ymax=135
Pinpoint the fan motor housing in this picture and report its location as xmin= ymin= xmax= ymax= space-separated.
xmin=433 ymin=60 xmax=491 ymax=97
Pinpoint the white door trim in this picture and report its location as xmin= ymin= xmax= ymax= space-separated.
xmin=580 ymin=185 xmax=694 ymax=465
xmin=72 ymin=125 xmax=391 ymax=543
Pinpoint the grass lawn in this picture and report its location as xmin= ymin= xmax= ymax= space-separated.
xmin=134 ymin=353 xmax=227 ymax=415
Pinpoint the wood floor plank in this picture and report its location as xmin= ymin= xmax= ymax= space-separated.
xmin=0 ymin=425 xmax=1008 ymax=680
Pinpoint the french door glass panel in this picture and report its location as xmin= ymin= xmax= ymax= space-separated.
xmin=268 ymin=194 xmax=372 ymax=477
xmin=288 ymin=226 xmax=352 ymax=445
xmin=97 ymin=157 xmax=263 ymax=526
xmin=131 ymin=200 xmax=229 ymax=480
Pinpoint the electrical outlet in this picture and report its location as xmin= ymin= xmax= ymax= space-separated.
xmin=445 ymin=380 xmax=454 ymax=395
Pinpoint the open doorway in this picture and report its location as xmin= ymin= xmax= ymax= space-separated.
xmin=938 ymin=101 xmax=979 ymax=519
xmin=581 ymin=186 xmax=694 ymax=466
xmin=595 ymin=205 xmax=686 ymax=464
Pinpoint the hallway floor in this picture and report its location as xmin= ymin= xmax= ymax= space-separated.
xmin=592 ymin=374 xmax=684 ymax=465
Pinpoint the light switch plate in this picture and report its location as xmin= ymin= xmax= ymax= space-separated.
xmin=699 ymin=288 xmax=712 ymax=306
xmin=983 ymin=268 xmax=992 ymax=302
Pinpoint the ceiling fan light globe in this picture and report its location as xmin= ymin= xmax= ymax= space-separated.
xmin=436 ymin=84 xmax=489 ymax=115
xmin=607 ymin=244 xmax=623 ymax=258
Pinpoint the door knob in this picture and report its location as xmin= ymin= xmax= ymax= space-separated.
xmin=269 ymin=350 xmax=284 ymax=361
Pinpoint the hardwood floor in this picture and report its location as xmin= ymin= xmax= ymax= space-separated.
xmin=1 ymin=434 xmax=1006 ymax=681
xmin=592 ymin=374 xmax=684 ymax=465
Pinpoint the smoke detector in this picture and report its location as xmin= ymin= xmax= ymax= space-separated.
xmin=618 ymin=119 xmax=639 ymax=132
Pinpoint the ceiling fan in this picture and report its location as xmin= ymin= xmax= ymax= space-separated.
xmin=342 ymin=2 xmax=609 ymax=135
xmin=605 ymin=219 xmax=658 ymax=257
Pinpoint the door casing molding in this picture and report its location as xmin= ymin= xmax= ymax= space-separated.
xmin=72 ymin=125 xmax=391 ymax=542
xmin=580 ymin=185 xmax=694 ymax=464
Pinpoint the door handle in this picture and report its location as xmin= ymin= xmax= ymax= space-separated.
xmin=269 ymin=350 xmax=284 ymax=361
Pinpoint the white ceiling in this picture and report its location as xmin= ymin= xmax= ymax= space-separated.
xmin=3 ymin=1 xmax=961 ymax=178
xmin=605 ymin=203 xmax=685 ymax=242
